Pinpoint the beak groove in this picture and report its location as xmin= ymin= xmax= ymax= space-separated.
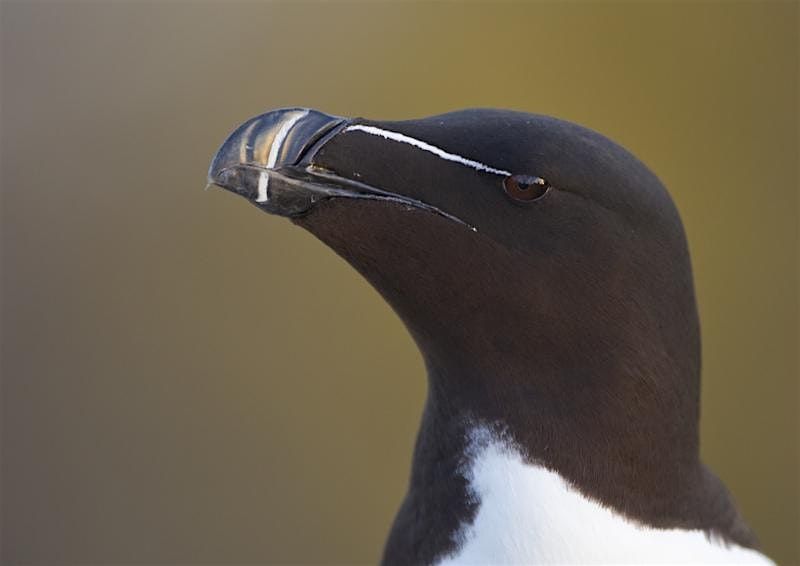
xmin=207 ymin=108 xmax=345 ymax=189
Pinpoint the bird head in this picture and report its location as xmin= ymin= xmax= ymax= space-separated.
xmin=209 ymin=108 xmax=698 ymax=403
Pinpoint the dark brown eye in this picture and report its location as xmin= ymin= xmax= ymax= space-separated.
xmin=503 ymin=174 xmax=550 ymax=202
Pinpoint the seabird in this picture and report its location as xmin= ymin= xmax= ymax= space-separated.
xmin=207 ymin=108 xmax=774 ymax=565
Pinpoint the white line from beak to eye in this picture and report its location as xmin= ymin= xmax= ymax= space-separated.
xmin=256 ymin=109 xmax=310 ymax=203
xmin=344 ymin=124 xmax=512 ymax=177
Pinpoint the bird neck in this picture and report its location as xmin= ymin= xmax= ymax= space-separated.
xmin=381 ymin=390 xmax=476 ymax=565
xmin=381 ymin=362 xmax=759 ymax=565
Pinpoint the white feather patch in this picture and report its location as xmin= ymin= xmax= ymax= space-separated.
xmin=437 ymin=427 xmax=774 ymax=565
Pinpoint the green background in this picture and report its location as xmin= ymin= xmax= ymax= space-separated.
xmin=1 ymin=2 xmax=797 ymax=564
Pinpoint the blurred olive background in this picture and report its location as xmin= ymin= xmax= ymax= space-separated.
xmin=1 ymin=1 xmax=797 ymax=564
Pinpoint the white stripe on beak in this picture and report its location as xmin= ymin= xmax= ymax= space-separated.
xmin=256 ymin=109 xmax=310 ymax=203
xmin=257 ymin=171 xmax=269 ymax=203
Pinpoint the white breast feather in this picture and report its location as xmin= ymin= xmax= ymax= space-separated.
xmin=437 ymin=428 xmax=774 ymax=565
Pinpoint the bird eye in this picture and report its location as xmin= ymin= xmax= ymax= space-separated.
xmin=503 ymin=174 xmax=550 ymax=202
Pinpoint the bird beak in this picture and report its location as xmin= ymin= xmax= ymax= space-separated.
xmin=208 ymin=107 xmax=475 ymax=229
xmin=207 ymin=107 xmax=347 ymax=216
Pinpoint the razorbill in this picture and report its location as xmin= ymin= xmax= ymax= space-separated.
xmin=207 ymin=108 xmax=774 ymax=565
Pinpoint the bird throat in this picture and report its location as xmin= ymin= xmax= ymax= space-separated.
xmin=380 ymin=363 xmax=764 ymax=566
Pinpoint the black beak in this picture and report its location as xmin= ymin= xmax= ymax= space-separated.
xmin=207 ymin=107 xmax=346 ymax=215
xmin=208 ymin=107 xmax=475 ymax=229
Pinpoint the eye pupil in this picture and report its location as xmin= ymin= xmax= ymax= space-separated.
xmin=503 ymin=174 xmax=550 ymax=202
